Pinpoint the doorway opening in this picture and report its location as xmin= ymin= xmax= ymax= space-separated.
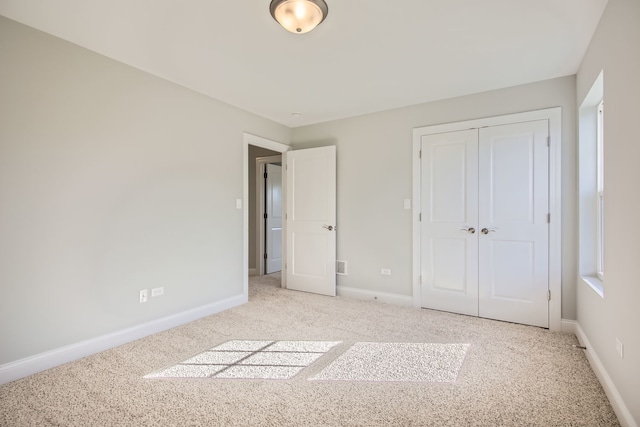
xmin=243 ymin=134 xmax=290 ymax=299
xmin=255 ymin=155 xmax=283 ymax=276
xmin=243 ymin=134 xmax=337 ymax=299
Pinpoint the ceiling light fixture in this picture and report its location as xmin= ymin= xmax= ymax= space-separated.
xmin=270 ymin=0 xmax=328 ymax=34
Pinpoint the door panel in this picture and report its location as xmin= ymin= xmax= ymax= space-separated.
xmin=486 ymin=132 xmax=536 ymax=224
xmin=431 ymin=238 xmax=470 ymax=292
xmin=421 ymin=130 xmax=478 ymax=316
xmin=291 ymin=155 xmax=329 ymax=221
xmin=430 ymin=141 xmax=469 ymax=222
xmin=286 ymin=146 xmax=336 ymax=296
xmin=292 ymin=232 xmax=328 ymax=277
xmin=265 ymin=163 xmax=282 ymax=274
xmin=478 ymin=120 xmax=549 ymax=327
xmin=489 ymin=240 xmax=534 ymax=301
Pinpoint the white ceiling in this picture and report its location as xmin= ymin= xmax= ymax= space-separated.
xmin=0 ymin=0 xmax=608 ymax=127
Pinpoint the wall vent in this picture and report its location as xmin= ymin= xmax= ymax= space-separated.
xmin=336 ymin=260 xmax=348 ymax=275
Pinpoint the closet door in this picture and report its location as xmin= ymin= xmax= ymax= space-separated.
xmin=420 ymin=130 xmax=479 ymax=316
xmin=478 ymin=120 xmax=549 ymax=328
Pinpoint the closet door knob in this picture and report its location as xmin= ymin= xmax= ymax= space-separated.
xmin=481 ymin=228 xmax=496 ymax=235
xmin=460 ymin=227 xmax=475 ymax=234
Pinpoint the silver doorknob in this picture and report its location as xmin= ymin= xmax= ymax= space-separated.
xmin=322 ymin=225 xmax=334 ymax=231
xmin=481 ymin=228 xmax=496 ymax=235
xmin=460 ymin=227 xmax=475 ymax=234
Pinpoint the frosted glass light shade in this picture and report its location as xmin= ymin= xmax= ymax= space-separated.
xmin=270 ymin=0 xmax=328 ymax=34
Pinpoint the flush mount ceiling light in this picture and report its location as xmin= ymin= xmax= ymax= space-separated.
xmin=270 ymin=0 xmax=329 ymax=34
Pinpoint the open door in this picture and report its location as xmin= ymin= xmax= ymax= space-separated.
xmin=285 ymin=146 xmax=336 ymax=296
xmin=265 ymin=163 xmax=283 ymax=274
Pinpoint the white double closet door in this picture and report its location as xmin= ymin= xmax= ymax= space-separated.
xmin=421 ymin=120 xmax=549 ymax=328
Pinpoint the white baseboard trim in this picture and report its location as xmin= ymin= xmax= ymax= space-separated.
xmin=248 ymin=268 xmax=258 ymax=276
xmin=0 ymin=293 xmax=247 ymax=386
xmin=337 ymin=286 xmax=414 ymax=307
xmin=561 ymin=318 xmax=577 ymax=334
xmin=575 ymin=322 xmax=638 ymax=427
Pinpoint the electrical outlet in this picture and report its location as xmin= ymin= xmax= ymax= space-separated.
xmin=616 ymin=338 xmax=624 ymax=359
xmin=139 ymin=289 xmax=148 ymax=304
xmin=381 ymin=268 xmax=391 ymax=276
xmin=151 ymin=286 xmax=164 ymax=297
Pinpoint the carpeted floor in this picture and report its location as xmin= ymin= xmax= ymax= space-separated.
xmin=0 ymin=273 xmax=620 ymax=426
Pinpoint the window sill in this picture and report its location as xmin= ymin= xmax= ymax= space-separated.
xmin=581 ymin=276 xmax=604 ymax=298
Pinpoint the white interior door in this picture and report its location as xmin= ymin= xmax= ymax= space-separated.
xmin=420 ymin=120 xmax=549 ymax=328
xmin=420 ymin=130 xmax=479 ymax=316
xmin=265 ymin=163 xmax=282 ymax=274
xmin=478 ymin=120 xmax=549 ymax=328
xmin=285 ymin=146 xmax=336 ymax=296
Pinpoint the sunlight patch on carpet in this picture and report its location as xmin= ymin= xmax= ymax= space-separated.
xmin=145 ymin=340 xmax=341 ymax=380
xmin=310 ymin=342 xmax=470 ymax=382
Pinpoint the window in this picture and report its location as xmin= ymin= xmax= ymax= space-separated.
xmin=578 ymin=70 xmax=604 ymax=296
xmin=596 ymin=100 xmax=604 ymax=280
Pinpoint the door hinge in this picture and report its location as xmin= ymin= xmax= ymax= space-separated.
xmin=264 ymin=172 xmax=268 ymax=179
xmin=419 ymin=213 xmax=422 ymax=222
xmin=419 ymin=150 xmax=422 ymax=159
xmin=547 ymin=136 xmax=550 ymax=147
xmin=547 ymin=213 xmax=550 ymax=223
xmin=264 ymin=213 xmax=268 ymax=219
xmin=264 ymin=253 xmax=268 ymax=259
xmin=547 ymin=290 xmax=551 ymax=301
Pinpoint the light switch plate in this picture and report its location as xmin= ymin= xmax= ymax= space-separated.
xmin=616 ymin=338 xmax=624 ymax=359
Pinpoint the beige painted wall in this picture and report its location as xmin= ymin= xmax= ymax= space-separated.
xmin=576 ymin=0 xmax=640 ymax=423
xmin=292 ymin=75 xmax=578 ymax=319
xmin=0 ymin=16 xmax=290 ymax=365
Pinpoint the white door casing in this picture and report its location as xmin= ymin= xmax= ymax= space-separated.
xmin=478 ymin=121 xmax=549 ymax=327
xmin=421 ymin=129 xmax=479 ymax=316
xmin=413 ymin=109 xmax=561 ymax=330
xmin=285 ymin=146 xmax=337 ymax=296
xmin=265 ymin=163 xmax=283 ymax=274
xmin=243 ymin=133 xmax=290 ymax=296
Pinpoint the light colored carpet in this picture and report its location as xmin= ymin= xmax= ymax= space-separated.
xmin=146 ymin=340 xmax=468 ymax=383
xmin=145 ymin=340 xmax=342 ymax=380
xmin=0 ymin=273 xmax=620 ymax=426
xmin=310 ymin=342 xmax=469 ymax=383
